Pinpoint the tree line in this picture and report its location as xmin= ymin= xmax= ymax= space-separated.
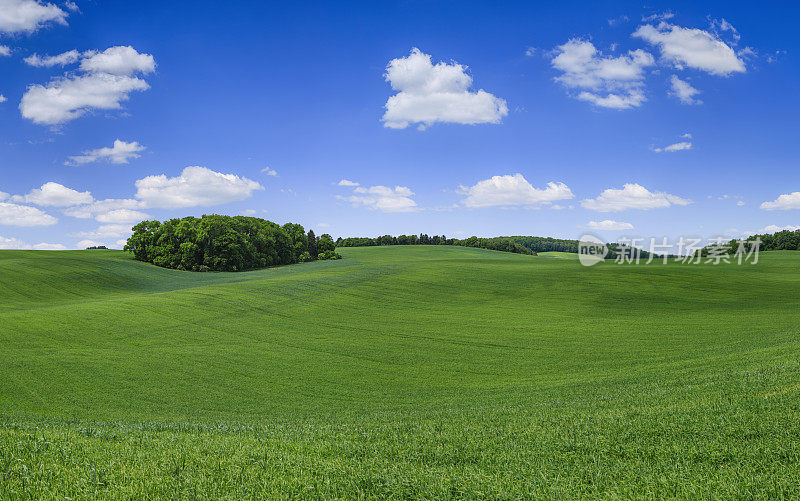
xmin=125 ymin=215 xmax=340 ymax=272
xmin=336 ymin=234 xmax=534 ymax=255
xmin=698 ymin=229 xmax=800 ymax=256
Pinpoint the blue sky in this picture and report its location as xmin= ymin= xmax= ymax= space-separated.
xmin=0 ymin=0 xmax=798 ymax=249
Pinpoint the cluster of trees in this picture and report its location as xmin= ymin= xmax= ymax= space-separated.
xmin=85 ymin=245 xmax=109 ymax=250
xmin=336 ymin=234 xmax=533 ymax=255
xmin=125 ymin=215 xmax=340 ymax=272
xmin=698 ymin=229 xmax=800 ymax=256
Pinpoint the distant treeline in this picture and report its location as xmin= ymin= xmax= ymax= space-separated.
xmin=125 ymin=215 xmax=340 ymax=272
xmin=335 ymin=234 xmax=658 ymax=259
xmin=336 ymin=234 xmax=534 ymax=255
xmin=699 ymin=229 xmax=800 ymax=256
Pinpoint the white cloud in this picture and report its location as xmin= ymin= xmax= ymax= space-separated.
xmin=20 ymin=46 xmax=155 ymax=126
xmin=94 ymin=208 xmax=149 ymax=224
xmin=63 ymin=1 xmax=78 ymax=11
xmin=642 ymin=12 xmax=674 ymax=22
xmin=681 ymin=132 xmax=692 ymax=139
xmin=72 ymin=223 xmax=133 ymax=239
xmin=261 ymin=167 xmax=277 ymax=176
xmin=134 ymin=166 xmax=264 ymax=209
xmin=0 ymin=235 xmax=30 ymax=249
xmin=239 ymin=209 xmax=257 ymax=216
xmin=458 ymin=174 xmax=573 ymax=208
xmin=653 ymin=140 xmax=692 ymax=153
xmin=76 ymin=239 xmax=105 ymax=248
xmin=337 ymin=179 xmax=359 ymax=187
xmin=586 ymin=220 xmax=634 ymax=230
xmin=633 ymin=22 xmax=746 ymax=76
xmin=63 ymin=198 xmax=143 ymax=219
xmin=0 ymin=0 xmax=68 ymax=34
xmin=336 ymin=183 xmax=417 ymax=212
xmin=709 ymin=18 xmax=741 ymax=44
xmin=0 ymin=95 xmax=6 ymax=103
xmin=382 ymin=48 xmax=508 ymax=129
xmin=761 ymin=224 xmax=800 ymax=233
xmin=79 ymin=46 xmax=155 ymax=75
xmin=0 ymin=235 xmax=64 ymax=249
xmin=737 ymin=200 xmax=745 ymax=206
xmin=11 ymin=181 xmax=92 ymax=206
xmin=582 ymin=183 xmax=692 ymax=212
xmin=551 ymin=39 xmax=654 ymax=109
xmin=0 ymin=45 xmax=10 ymax=56
xmin=760 ymin=192 xmax=800 ymax=210
xmin=669 ymin=75 xmax=702 ymax=105
xmin=66 ymin=139 xmax=145 ymax=165
xmin=317 ymin=222 xmax=330 ymax=228
xmin=24 ymin=49 xmax=80 ymax=67
xmin=607 ymin=15 xmax=629 ymax=27
xmin=34 ymin=242 xmax=66 ymax=249
xmin=524 ymin=47 xmax=537 ymax=56
xmin=0 ymin=202 xmax=57 ymax=226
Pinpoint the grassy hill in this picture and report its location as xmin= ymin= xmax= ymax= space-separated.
xmin=2 ymin=246 xmax=800 ymax=498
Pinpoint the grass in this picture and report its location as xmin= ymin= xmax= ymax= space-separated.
xmin=1 ymin=245 xmax=799 ymax=498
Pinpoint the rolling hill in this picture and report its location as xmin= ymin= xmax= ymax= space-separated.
xmin=2 ymin=246 xmax=799 ymax=498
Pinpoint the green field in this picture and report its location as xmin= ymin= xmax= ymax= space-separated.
xmin=1 ymin=246 xmax=799 ymax=498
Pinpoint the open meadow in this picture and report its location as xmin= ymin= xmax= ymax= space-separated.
xmin=1 ymin=246 xmax=799 ymax=498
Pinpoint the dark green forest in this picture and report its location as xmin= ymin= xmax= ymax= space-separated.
xmin=124 ymin=215 xmax=340 ymax=272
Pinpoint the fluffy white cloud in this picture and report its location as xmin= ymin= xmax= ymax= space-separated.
xmin=20 ymin=73 xmax=150 ymax=125
xmin=79 ymin=46 xmax=155 ymax=75
xmin=12 ymin=181 xmax=92 ymax=207
xmin=382 ymin=48 xmax=508 ymax=129
xmin=72 ymin=223 xmax=133 ymax=239
xmin=261 ymin=167 xmax=277 ymax=176
xmin=551 ymin=39 xmax=654 ymax=109
xmin=0 ymin=0 xmax=67 ymax=34
xmin=653 ymin=140 xmax=692 ymax=153
xmin=63 ymin=198 xmax=143 ymax=219
xmin=94 ymin=209 xmax=150 ymax=224
xmin=76 ymin=239 xmax=105 ymax=249
xmin=336 ymin=183 xmax=417 ymax=212
xmin=11 ymin=181 xmax=92 ymax=207
xmin=633 ymin=22 xmax=745 ymax=76
xmin=761 ymin=224 xmax=800 ymax=233
xmin=760 ymin=192 xmax=800 ymax=210
xmin=669 ymin=75 xmax=701 ymax=105
xmin=66 ymin=139 xmax=145 ymax=165
xmin=0 ymin=45 xmax=10 ymax=56
xmin=582 ymin=183 xmax=692 ymax=212
xmin=0 ymin=235 xmax=65 ymax=249
xmin=458 ymin=174 xmax=573 ymax=208
xmin=0 ymin=202 xmax=57 ymax=226
xmin=134 ymin=166 xmax=264 ymax=209
xmin=24 ymin=49 xmax=80 ymax=67
xmin=0 ymin=95 xmax=6 ymax=103
xmin=586 ymin=220 xmax=634 ymax=231
xmin=337 ymin=179 xmax=359 ymax=187
xmin=34 ymin=242 xmax=66 ymax=249
xmin=20 ymin=46 xmax=155 ymax=126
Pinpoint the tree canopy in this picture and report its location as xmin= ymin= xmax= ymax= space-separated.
xmin=124 ymin=215 xmax=340 ymax=272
